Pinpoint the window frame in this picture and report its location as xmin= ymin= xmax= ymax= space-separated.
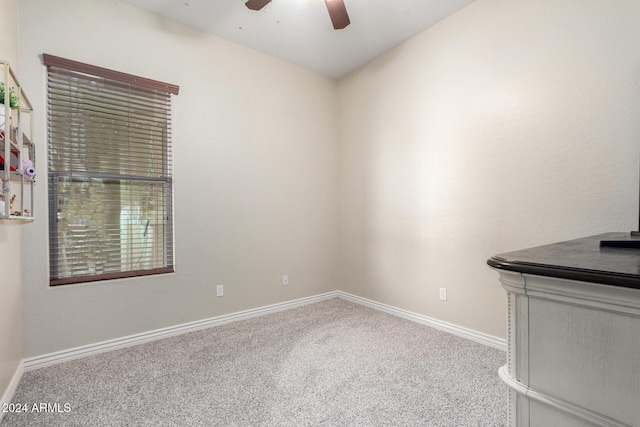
xmin=44 ymin=54 xmax=179 ymax=286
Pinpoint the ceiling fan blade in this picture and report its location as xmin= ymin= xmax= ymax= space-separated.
xmin=324 ymin=0 xmax=350 ymax=30
xmin=245 ymin=0 xmax=272 ymax=11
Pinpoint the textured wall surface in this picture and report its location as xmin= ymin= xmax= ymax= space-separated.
xmin=15 ymin=0 xmax=640 ymax=360
xmin=0 ymin=0 xmax=23 ymax=406
xmin=19 ymin=0 xmax=339 ymax=357
xmin=338 ymin=0 xmax=640 ymax=338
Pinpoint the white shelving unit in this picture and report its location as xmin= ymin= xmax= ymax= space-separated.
xmin=1 ymin=60 xmax=35 ymax=221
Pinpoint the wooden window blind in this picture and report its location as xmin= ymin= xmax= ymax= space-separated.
xmin=44 ymin=54 xmax=179 ymax=286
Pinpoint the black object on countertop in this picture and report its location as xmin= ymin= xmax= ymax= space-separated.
xmin=600 ymin=230 xmax=640 ymax=248
xmin=601 ymin=169 xmax=640 ymax=249
xmin=487 ymin=233 xmax=640 ymax=290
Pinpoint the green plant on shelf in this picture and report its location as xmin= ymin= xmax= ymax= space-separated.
xmin=0 ymin=82 xmax=20 ymax=109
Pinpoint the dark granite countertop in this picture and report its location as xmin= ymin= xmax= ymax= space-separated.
xmin=487 ymin=233 xmax=640 ymax=289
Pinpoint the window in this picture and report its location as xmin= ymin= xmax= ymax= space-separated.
xmin=44 ymin=54 xmax=179 ymax=286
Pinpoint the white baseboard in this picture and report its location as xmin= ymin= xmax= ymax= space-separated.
xmin=0 ymin=360 xmax=24 ymax=424
xmin=336 ymin=291 xmax=507 ymax=351
xmin=24 ymin=290 xmax=505 ymax=372
xmin=24 ymin=292 xmax=339 ymax=371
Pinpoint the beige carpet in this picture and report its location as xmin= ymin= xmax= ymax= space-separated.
xmin=2 ymin=298 xmax=507 ymax=426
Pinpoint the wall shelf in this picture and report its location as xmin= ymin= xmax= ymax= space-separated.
xmin=1 ymin=60 xmax=35 ymax=222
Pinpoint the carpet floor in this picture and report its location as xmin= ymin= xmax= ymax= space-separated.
xmin=2 ymin=298 xmax=507 ymax=426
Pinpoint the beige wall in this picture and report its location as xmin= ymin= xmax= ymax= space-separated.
xmin=19 ymin=0 xmax=339 ymax=357
xmin=338 ymin=0 xmax=640 ymax=338
xmin=14 ymin=0 xmax=640 ymax=360
xmin=0 ymin=0 xmax=22 ymax=406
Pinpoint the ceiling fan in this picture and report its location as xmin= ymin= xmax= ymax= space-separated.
xmin=245 ymin=0 xmax=350 ymax=30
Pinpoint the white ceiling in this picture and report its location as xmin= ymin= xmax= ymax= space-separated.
xmin=119 ymin=0 xmax=476 ymax=79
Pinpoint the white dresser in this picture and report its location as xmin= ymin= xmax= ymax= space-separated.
xmin=488 ymin=233 xmax=640 ymax=427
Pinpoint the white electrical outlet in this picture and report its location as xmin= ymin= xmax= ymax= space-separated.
xmin=283 ymin=275 xmax=289 ymax=286
xmin=439 ymin=288 xmax=447 ymax=301
xmin=216 ymin=284 xmax=224 ymax=297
